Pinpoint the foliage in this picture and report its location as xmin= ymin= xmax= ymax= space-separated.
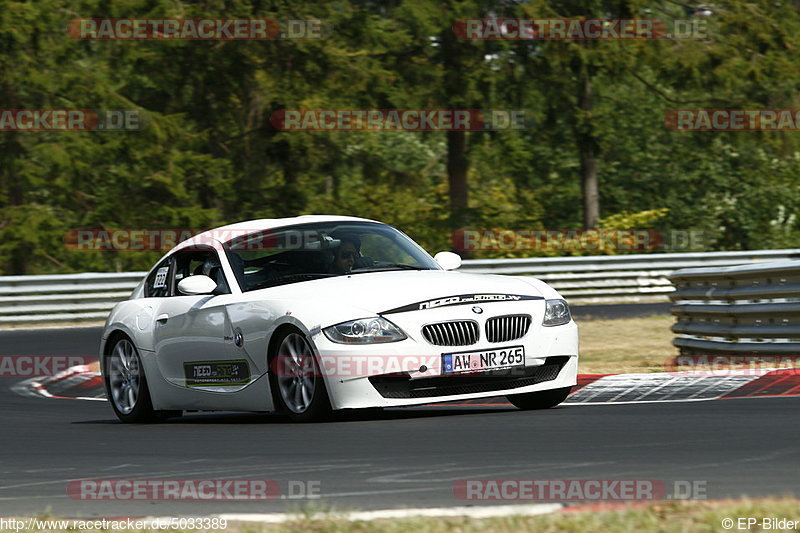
xmin=2 ymin=0 xmax=800 ymax=274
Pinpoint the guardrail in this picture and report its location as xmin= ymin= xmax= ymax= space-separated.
xmin=463 ymin=249 xmax=800 ymax=304
xmin=0 ymin=272 xmax=146 ymax=324
xmin=670 ymin=258 xmax=800 ymax=355
xmin=1 ymin=249 xmax=799 ymax=325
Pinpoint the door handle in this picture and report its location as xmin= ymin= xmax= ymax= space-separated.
xmin=156 ymin=314 xmax=169 ymax=323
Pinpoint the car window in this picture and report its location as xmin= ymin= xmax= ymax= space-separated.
xmin=172 ymin=248 xmax=230 ymax=295
xmin=360 ymin=234 xmax=417 ymax=265
xmin=224 ymin=222 xmax=440 ymax=292
xmin=144 ymin=259 xmax=172 ymax=298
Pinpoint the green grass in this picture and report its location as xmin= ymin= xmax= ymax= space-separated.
xmin=7 ymin=499 xmax=799 ymax=532
xmin=258 ymin=500 xmax=800 ymax=532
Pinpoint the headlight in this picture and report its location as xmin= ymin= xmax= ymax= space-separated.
xmin=543 ymin=299 xmax=571 ymax=327
xmin=323 ymin=317 xmax=407 ymax=344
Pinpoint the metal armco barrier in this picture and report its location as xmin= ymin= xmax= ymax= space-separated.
xmin=1 ymin=249 xmax=799 ymax=325
xmin=0 ymin=272 xmax=146 ymax=324
xmin=670 ymin=258 xmax=800 ymax=355
xmin=464 ymin=249 xmax=800 ymax=304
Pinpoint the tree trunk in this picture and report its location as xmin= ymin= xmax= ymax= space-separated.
xmin=1 ymin=138 xmax=27 ymax=274
xmin=447 ymin=130 xmax=469 ymax=231
xmin=579 ymin=141 xmax=599 ymax=229
xmin=576 ymin=63 xmax=600 ymax=229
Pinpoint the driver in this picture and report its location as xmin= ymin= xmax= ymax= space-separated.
xmin=329 ymin=234 xmax=361 ymax=274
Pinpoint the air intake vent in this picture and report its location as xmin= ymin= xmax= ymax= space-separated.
xmin=422 ymin=320 xmax=479 ymax=346
xmin=369 ymin=356 xmax=570 ymax=399
xmin=486 ymin=314 xmax=532 ymax=343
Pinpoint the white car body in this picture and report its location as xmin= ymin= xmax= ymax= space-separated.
xmin=100 ymin=215 xmax=578 ymax=421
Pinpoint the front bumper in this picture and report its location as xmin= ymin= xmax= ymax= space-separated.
xmin=310 ymin=319 xmax=579 ymax=410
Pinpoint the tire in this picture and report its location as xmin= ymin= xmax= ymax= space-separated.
xmin=104 ymin=336 xmax=179 ymax=423
xmin=269 ymin=329 xmax=332 ymax=422
xmin=506 ymin=386 xmax=572 ymax=410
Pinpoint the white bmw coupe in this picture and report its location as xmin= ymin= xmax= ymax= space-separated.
xmin=101 ymin=215 xmax=578 ymax=422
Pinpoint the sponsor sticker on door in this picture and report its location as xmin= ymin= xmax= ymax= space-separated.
xmin=183 ymin=360 xmax=250 ymax=386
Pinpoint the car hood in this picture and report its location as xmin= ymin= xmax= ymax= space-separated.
xmin=251 ymin=270 xmax=547 ymax=315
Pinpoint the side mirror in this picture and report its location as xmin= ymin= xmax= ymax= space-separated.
xmin=433 ymin=251 xmax=462 ymax=271
xmin=177 ymin=275 xmax=218 ymax=296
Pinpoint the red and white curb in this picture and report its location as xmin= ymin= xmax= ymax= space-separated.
xmin=565 ymin=370 xmax=797 ymax=404
xmin=11 ymin=362 xmax=104 ymax=401
xmin=438 ymin=369 xmax=800 ymax=407
xmin=67 ymin=504 xmax=564 ymax=525
xmin=219 ymin=503 xmax=565 ymax=522
xmin=66 ymin=498 xmax=800 ymax=524
xmin=12 ymin=364 xmax=800 ymax=405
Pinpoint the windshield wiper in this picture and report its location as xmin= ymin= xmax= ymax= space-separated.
xmin=351 ymin=264 xmax=429 ymax=273
xmin=247 ymin=273 xmax=335 ymax=290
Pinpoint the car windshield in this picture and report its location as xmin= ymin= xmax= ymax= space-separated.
xmin=223 ymin=221 xmax=440 ymax=292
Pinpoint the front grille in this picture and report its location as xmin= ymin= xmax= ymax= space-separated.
xmin=422 ymin=320 xmax=479 ymax=346
xmin=486 ymin=314 xmax=532 ymax=343
xmin=369 ymin=356 xmax=570 ymax=399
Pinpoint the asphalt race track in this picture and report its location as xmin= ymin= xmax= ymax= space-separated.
xmin=1 ymin=325 xmax=799 ymax=517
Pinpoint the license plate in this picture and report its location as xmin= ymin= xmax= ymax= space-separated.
xmin=443 ymin=346 xmax=525 ymax=374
